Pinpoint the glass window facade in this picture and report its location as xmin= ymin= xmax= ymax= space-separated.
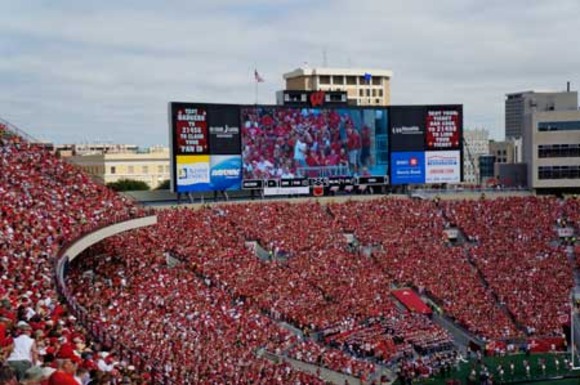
xmin=538 ymin=121 xmax=580 ymax=132
xmin=538 ymin=144 xmax=580 ymax=158
xmin=538 ymin=165 xmax=580 ymax=180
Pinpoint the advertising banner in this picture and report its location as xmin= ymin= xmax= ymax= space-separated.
xmin=171 ymin=104 xmax=209 ymax=155
xmin=263 ymin=186 xmax=310 ymax=196
xmin=176 ymin=155 xmax=241 ymax=192
xmin=426 ymin=106 xmax=462 ymax=150
xmin=176 ymin=155 xmax=210 ymax=190
xmin=425 ymin=151 xmax=461 ymax=183
xmin=390 ymin=151 xmax=425 ymax=184
xmin=389 ymin=106 xmax=426 ymax=151
xmin=207 ymin=105 xmax=242 ymax=155
xmin=557 ymin=227 xmax=574 ymax=238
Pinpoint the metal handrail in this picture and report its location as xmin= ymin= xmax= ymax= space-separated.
xmin=0 ymin=116 xmax=40 ymax=143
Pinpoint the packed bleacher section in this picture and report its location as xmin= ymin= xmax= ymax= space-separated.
xmin=65 ymin=236 xmax=327 ymax=385
xmin=62 ymin=205 xmax=460 ymax=383
xmin=0 ymin=125 xmax=149 ymax=384
xmin=65 ymin=196 xmax=578 ymax=383
xmin=327 ymin=199 xmax=521 ymax=341
xmin=443 ymin=197 xmax=577 ymax=337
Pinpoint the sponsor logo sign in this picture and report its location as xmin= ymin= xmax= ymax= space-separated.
xmin=390 ymin=152 xmax=425 ymax=184
xmin=425 ymin=151 xmax=460 ymax=183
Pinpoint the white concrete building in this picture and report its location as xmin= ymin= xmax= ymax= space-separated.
xmin=462 ymin=128 xmax=490 ymax=184
xmin=68 ymin=147 xmax=170 ymax=189
xmin=283 ymin=66 xmax=393 ymax=106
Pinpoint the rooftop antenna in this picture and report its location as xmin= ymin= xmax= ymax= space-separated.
xmin=567 ymin=81 xmax=571 ymax=92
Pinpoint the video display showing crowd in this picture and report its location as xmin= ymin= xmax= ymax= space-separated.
xmin=241 ymin=107 xmax=387 ymax=180
xmin=169 ymin=102 xmax=463 ymax=193
xmin=3 ymin=121 xmax=580 ymax=385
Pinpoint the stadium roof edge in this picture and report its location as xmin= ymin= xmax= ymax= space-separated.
xmin=283 ymin=67 xmax=393 ymax=80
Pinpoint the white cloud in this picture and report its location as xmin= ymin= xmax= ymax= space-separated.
xmin=0 ymin=0 xmax=579 ymax=145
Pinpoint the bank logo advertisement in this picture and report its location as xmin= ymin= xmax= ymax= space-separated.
xmin=425 ymin=151 xmax=460 ymax=183
xmin=390 ymin=152 xmax=425 ymax=184
xmin=176 ymin=155 xmax=241 ymax=192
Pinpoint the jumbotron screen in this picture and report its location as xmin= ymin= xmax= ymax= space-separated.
xmin=168 ymin=102 xmax=462 ymax=192
xmin=241 ymin=106 xmax=388 ymax=180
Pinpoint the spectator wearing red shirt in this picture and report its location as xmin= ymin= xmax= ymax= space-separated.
xmin=47 ymin=359 xmax=77 ymax=385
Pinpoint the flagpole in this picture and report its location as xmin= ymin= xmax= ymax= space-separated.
xmin=253 ymin=68 xmax=263 ymax=104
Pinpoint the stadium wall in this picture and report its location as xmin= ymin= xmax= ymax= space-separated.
xmin=56 ymin=215 xmax=158 ymax=286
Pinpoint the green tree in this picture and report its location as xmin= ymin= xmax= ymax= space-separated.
xmin=106 ymin=179 xmax=150 ymax=192
xmin=155 ymin=179 xmax=171 ymax=190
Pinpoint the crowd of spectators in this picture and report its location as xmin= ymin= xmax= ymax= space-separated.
xmin=286 ymin=340 xmax=375 ymax=380
xmin=0 ymin=126 xmax=148 ymax=384
xmin=63 ymin=203 xmax=458 ymax=384
xmin=66 ymin=237 xmax=327 ymax=385
xmin=443 ymin=197 xmax=577 ymax=336
xmin=327 ymin=199 xmax=521 ymax=340
xmin=241 ymin=107 xmax=373 ymax=179
xmin=64 ymin=195 xmax=579 ymax=383
xmin=3 ymin=121 xmax=580 ymax=384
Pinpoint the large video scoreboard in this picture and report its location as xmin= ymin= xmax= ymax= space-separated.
xmin=169 ymin=102 xmax=462 ymax=193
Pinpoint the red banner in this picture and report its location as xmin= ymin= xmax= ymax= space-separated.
xmin=175 ymin=107 xmax=209 ymax=154
xmin=392 ymin=288 xmax=432 ymax=315
xmin=528 ymin=337 xmax=566 ymax=353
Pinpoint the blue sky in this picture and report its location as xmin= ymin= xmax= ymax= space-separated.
xmin=1 ymin=0 xmax=579 ymax=146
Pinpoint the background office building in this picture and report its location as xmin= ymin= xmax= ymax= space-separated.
xmin=53 ymin=143 xmax=139 ymax=158
xmin=478 ymin=155 xmax=496 ymax=183
xmin=462 ymin=128 xmax=490 ymax=184
xmin=522 ymin=100 xmax=580 ymax=191
xmin=489 ymin=139 xmax=522 ymax=165
xmin=282 ymin=67 xmax=392 ymax=106
xmin=486 ymin=139 xmax=526 ymax=186
xmin=505 ymin=89 xmax=578 ymax=138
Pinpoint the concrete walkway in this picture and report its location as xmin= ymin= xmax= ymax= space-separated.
xmin=259 ymin=350 xmax=364 ymax=385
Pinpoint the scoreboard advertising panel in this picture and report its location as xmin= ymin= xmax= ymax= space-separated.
xmin=170 ymin=103 xmax=242 ymax=192
xmin=389 ymin=105 xmax=462 ymax=185
xmin=169 ymin=103 xmax=462 ymax=192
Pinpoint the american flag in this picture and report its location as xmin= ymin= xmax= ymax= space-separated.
xmin=254 ymin=69 xmax=264 ymax=83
